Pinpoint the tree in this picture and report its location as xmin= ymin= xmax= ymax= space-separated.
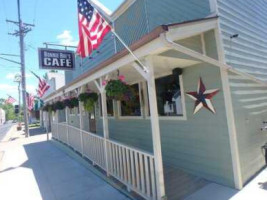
xmin=0 ymin=98 xmax=16 ymax=120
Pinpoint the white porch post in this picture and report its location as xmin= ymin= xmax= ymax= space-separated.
xmin=145 ymin=57 xmax=166 ymax=200
xmin=65 ymin=107 xmax=69 ymax=145
xmin=56 ymin=110 xmax=59 ymax=139
xmin=40 ymin=109 xmax=43 ymax=127
xmin=95 ymin=78 xmax=110 ymax=176
xmin=79 ymin=88 xmax=84 ymax=156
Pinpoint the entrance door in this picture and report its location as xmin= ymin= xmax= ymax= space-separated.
xmin=89 ymin=108 xmax=96 ymax=133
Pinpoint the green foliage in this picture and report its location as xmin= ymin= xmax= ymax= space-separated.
xmin=78 ymin=92 xmax=98 ymax=112
xmin=63 ymin=97 xmax=79 ymax=108
xmin=105 ymin=80 xmax=129 ymax=101
xmin=54 ymin=101 xmax=65 ymax=110
xmin=0 ymin=98 xmax=16 ymax=120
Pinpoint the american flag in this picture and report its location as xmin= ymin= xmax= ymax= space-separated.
xmin=5 ymin=96 xmax=16 ymax=104
xmin=31 ymin=71 xmax=50 ymax=98
xmin=76 ymin=0 xmax=111 ymax=58
xmin=26 ymin=92 xmax=35 ymax=111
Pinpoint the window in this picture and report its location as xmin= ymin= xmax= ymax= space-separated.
xmin=99 ymin=96 xmax=114 ymax=117
xmin=155 ymin=74 xmax=183 ymax=117
xmin=120 ymin=83 xmax=141 ymax=117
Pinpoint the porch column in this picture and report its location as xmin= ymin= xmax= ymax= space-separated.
xmin=146 ymin=58 xmax=166 ymax=200
xmin=40 ymin=109 xmax=43 ymax=128
xmin=65 ymin=107 xmax=69 ymax=145
xmin=79 ymin=88 xmax=84 ymax=156
xmin=95 ymin=78 xmax=110 ymax=176
xmin=56 ymin=110 xmax=59 ymax=139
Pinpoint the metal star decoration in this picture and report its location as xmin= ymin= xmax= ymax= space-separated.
xmin=186 ymin=78 xmax=220 ymax=114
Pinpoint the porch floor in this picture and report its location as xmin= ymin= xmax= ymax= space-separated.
xmin=164 ymin=165 xmax=210 ymax=200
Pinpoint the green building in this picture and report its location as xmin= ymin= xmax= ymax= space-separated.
xmin=43 ymin=0 xmax=267 ymax=199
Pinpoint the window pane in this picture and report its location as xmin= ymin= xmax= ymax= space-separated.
xmin=121 ymin=84 xmax=141 ymax=116
xmin=99 ymin=96 xmax=114 ymax=117
xmin=155 ymin=75 xmax=183 ymax=116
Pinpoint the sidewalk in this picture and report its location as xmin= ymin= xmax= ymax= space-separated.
xmin=0 ymin=130 xmax=130 ymax=200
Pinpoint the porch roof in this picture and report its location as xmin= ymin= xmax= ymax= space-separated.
xmin=44 ymin=16 xmax=219 ymax=101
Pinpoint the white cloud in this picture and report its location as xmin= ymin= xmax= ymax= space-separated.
xmin=0 ymin=84 xmax=17 ymax=92
xmin=6 ymin=72 xmax=33 ymax=80
xmin=0 ymin=83 xmax=36 ymax=95
xmin=57 ymin=30 xmax=78 ymax=46
xmin=26 ymin=84 xmax=36 ymax=94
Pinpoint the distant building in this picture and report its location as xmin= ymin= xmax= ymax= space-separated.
xmin=42 ymin=72 xmax=65 ymax=98
xmin=0 ymin=108 xmax=6 ymax=125
xmin=41 ymin=71 xmax=65 ymax=130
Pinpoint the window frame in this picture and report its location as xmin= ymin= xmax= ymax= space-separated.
xmin=145 ymin=74 xmax=187 ymax=121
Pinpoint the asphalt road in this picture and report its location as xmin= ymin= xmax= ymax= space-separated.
xmin=0 ymin=121 xmax=13 ymax=141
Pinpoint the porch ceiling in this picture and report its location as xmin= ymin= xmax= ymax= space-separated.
xmin=118 ymin=53 xmax=201 ymax=84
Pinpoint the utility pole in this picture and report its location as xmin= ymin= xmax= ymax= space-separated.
xmin=7 ymin=0 xmax=34 ymax=137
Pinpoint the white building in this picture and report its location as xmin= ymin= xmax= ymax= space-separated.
xmin=42 ymin=72 xmax=65 ymax=98
xmin=41 ymin=72 xmax=65 ymax=130
xmin=0 ymin=108 xmax=6 ymax=125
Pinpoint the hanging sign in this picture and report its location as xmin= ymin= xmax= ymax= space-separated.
xmin=38 ymin=48 xmax=75 ymax=70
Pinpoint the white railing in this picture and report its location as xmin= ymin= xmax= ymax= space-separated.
xmin=107 ymin=140 xmax=157 ymax=200
xmin=82 ymin=130 xmax=106 ymax=170
xmin=52 ymin=122 xmax=156 ymax=200
xmin=58 ymin=123 xmax=68 ymax=144
xmin=68 ymin=125 xmax=82 ymax=153
xmin=51 ymin=123 xmax=58 ymax=139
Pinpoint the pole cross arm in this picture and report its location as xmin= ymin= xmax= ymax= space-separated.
xmin=0 ymin=56 xmax=21 ymax=65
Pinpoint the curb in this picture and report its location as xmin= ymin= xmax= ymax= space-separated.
xmin=51 ymin=139 xmax=137 ymax=200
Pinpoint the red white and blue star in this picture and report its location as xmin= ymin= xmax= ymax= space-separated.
xmin=186 ymin=78 xmax=219 ymax=114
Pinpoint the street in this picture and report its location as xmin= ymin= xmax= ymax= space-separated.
xmin=0 ymin=121 xmax=13 ymax=141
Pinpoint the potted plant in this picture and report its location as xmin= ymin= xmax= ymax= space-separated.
xmin=54 ymin=101 xmax=65 ymax=110
xmin=42 ymin=104 xmax=53 ymax=113
xmin=63 ymin=97 xmax=79 ymax=108
xmin=78 ymin=92 xmax=98 ymax=112
xmin=105 ymin=77 xmax=131 ymax=101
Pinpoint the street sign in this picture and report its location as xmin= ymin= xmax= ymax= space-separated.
xmin=38 ymin=48 xmax=75 ymax=70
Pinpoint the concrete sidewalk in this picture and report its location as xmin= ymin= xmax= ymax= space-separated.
xmin=0 ymin=134 xmax=130 ymax=200
xmin=185 ymin=169 xmax=267 ymax=200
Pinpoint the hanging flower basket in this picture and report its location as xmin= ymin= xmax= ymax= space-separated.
xmin=42 ymin=104 xmax=54 ymax=113
xmin=42 ymin=104 xmax=49 ymax=112
xmin=78 ymin=92 xmax=98 ymax=112
xmin=54 ymin=101 xmax=65 ymax=110
xmin=105 ymin=79 xmax=132 ymax=101
xmin=63 ymin=97 xmax=79 ymax=108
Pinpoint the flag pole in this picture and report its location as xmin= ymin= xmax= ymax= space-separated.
xmin=110 ymin=29 xmax=149 ymax=73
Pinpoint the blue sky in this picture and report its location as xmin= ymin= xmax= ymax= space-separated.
xmin=0 ymin=0 xmax=123 ymax=101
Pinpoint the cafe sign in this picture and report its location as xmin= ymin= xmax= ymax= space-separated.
xmin=38 ymin=48 xmax=75 ymax=70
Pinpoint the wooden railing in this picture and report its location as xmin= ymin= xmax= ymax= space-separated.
xmin=52 ymin=122 xmax=157 ymax=200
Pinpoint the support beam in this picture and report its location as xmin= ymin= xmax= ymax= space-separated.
xmin=214 ymin=27 xmax=243 ymax=189
xmin=95 ymin=77 xmax=110 ymax=176
xmin=78 ymin=87 xmax=84 ymax=156
xmin=160 ymin=33 xmax=267 ymax=87
xmin=145 ymin=57 xmax=166 ymax=200
xmin=66 ymin=107 xmax=70 ymax=145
